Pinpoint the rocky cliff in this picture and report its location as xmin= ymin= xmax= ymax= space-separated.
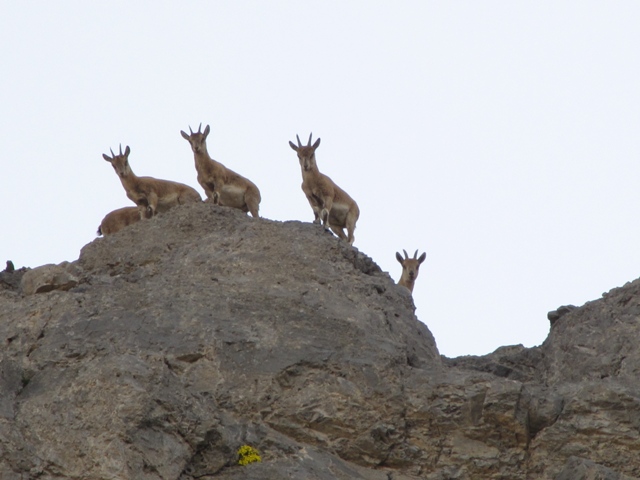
xmin=1 ymin=202 xmax=639 ymax=480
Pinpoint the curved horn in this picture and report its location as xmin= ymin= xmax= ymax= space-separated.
xmin=403 ymin=249 xmax=409 ymax=259
xmin=307 ymin=133 xmax=313 ymax=146
xmin=296 ymin=135 xmax=302 ymax=148
xmin=110 ymin=147 xmax=115 ymax=157
xmin=413 ymin=250 xmax=419 ymax=259
xmin=119 ymin=144 xmax=123 ymax=155
xmin=189 ymin=125 xmax=193 ymax=135
xmin=198 ymin=123 xmax=202 ymax=134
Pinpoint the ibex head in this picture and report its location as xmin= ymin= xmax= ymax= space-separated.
xmin=289 ymin=133 xmax=321 ymax=172
xmin=102 ymin=144 xmax=132 ymax=179
xmin=180 ymin=123 xmax=210 ymax=154
xmin=396 ymin=249 xmax=427 ymax=292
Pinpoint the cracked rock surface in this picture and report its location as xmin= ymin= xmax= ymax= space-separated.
xmin=1 ymin=202 xmax=639 ymax=479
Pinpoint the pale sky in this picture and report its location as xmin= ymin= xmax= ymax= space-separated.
xmin=2 ymin=2 xmax=640 ymax=357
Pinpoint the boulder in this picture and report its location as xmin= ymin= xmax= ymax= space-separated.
xmin=19 ymin=262 xmax=81 ymax=295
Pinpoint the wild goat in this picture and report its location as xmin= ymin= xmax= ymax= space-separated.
xmin=180 ymin=124 xmax=261 ymax=217
xmin=97 ymin=206 xmax=145 ymax=236
xmin=289 ymin=133 xmax=360 ymax=245
xmin=103 ymin=145 xmax=202 ymax=218
xmin=396 ymin=249 xmax=426 ymax=293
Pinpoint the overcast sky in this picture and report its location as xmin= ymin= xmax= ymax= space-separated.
xmin=2 ymin=2 xmax=640 ymax=358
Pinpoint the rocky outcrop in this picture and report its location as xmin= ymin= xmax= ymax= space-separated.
xmin=20 ymin=262 xmax=81 ymax=295
xmin=0 ymin=263 xmax=28 ymax=291
xmin=547 ymin=305 xmax=577 ymax=327
xmin=1 ymin=202 xmax=639 ymax=479
xmin=556 ymin=457 xmax=637 ymax=480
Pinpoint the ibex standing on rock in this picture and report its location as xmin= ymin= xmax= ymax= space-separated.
xmin=396 ymin=249 xmax=426 ymax=293
xmin=103 ymin=145 xmax=202 ymax=219
xmin=181 ymin=124 xmax=261 ymax=217
xmin=289 ymin=133 xmax=360 ymax=245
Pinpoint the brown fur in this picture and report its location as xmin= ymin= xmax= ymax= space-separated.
xmin=289 ymin=133 xmax=359 ymax=245
xmin=97 ymin=206 xmax=143 ymax=236
xmin=396 ymin=249 xmax=427 ymax=293
xmin=180 ymin=125 xmax=261 ymax=217
xmin=103 ymin=145 xmax=202 ymax=218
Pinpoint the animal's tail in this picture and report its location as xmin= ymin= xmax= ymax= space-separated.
xmin=97 ymin=225 xmax=102 ymax=236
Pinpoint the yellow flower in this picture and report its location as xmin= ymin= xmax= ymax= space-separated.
xmin=238 ymin=444 xmax=262 ymax=466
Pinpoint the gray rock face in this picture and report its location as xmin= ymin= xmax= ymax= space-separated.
xmin=547 ymin=304 xmax=577 ymax=327
xmin=0 ymin=264 xmax=28 ymax=291
xmin=20 ymin=262 xmax=81 ymax=295
xmin=1 ymin=202 xmax=639 ymax=479
xmin=555 ymin=456 xmax=637 ymax=480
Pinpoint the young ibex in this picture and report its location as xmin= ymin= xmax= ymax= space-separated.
xmin=103 ymin=145 xmax=202 ymax=218
xmin=180 ymin=124 xmax=261 ymax=217
xmin=396 ymin=249 xmax=426 ymax=293
xmin=97 ymin=206 xmax=145 ymax=236
xmin=289 ymin=133 xmax=360 ymax=245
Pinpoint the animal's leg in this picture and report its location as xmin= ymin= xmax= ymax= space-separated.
xmin=345 ymin=212 xmax=357 ymax=245
xmin=306 ymin=194 xmax=322 ymax=224
xmin=329 ymin=225 xmax=348 ymax=241
xmin=245 ymin=189 xmax=261 ymax=218
xmin=147 ymin=192 xmax=159 ymax=217
xmin=137 ymin=205 xmax=148 ymax=220
xmin=202 ymin=180 xmax=215 ymax=202
xmin=321 ymin=198 xmax=334 ymax=231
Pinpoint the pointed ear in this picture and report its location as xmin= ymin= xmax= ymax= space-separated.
xmin=124 ymin=146 xmax=131 ymax=156
xmin=102 ymin=154 xmax=112 ymax=162
xmin=204 ymin=125 xmax=210 ymax=137
xmin=289 ymin=141 xmax=299 ymax=151
xmin=418 ymin=252 xmax=426 ymax=264
xmin=180 ymin=130 xmax=189 ymax=140
xmin=396 ymin=252 xmax=404 ymax=264
xmin=312 ymin=138 xmax=321 ymax=150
